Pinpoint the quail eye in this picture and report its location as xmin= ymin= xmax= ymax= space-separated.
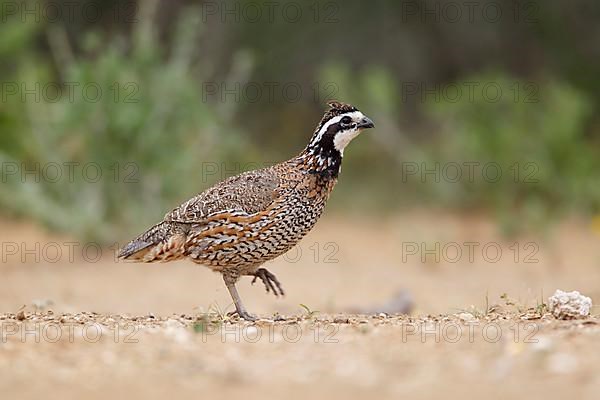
xmin=340 ymin=116 xmax=352 ymax=127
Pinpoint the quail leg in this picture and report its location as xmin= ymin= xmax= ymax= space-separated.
xmin=223 ymin=275 xmax=257 ymax=321
xmin=251 ymin=268 xmax=285 ymax=297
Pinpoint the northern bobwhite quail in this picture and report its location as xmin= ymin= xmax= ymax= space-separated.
xmin=118 ymin=101 xmax=374 ymax=320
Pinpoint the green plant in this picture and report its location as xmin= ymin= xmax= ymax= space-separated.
xmin=299 ymin=303 xmax=320 ymax=318
xmin=0 ymin=3 xmax=258 ymax=242
xmin=319 ymin=63 xmax=600 ymax=233
xmin=425 ymin=74 xmax=598 ymax=233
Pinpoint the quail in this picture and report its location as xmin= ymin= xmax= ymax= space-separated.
xmin=118 ymin=101 xmax=375 ymax=320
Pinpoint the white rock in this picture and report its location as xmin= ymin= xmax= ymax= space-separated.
xmin=548 ymin=290 xmax=592 ymax=320
xmin=458 ymin=312 xmax=476 ymax=322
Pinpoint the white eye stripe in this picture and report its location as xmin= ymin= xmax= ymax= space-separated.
xmin=309 ymin=111 xmax=364 ymax=147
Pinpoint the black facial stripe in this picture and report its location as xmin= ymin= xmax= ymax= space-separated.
xmin=309 ymin=122 xmax=343 ymax=177
xmin=303 ymin=102 xmax=360 ymax=179
xmin=315 ymin=122 xmax=342 ymax=153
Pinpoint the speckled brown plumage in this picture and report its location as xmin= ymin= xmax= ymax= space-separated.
xmin=118 ymin=101 xmax=375 ymax=320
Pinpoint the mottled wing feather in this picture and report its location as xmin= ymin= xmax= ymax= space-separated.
xmin=120 ymin=170 xmax=281 ymax=261
xmin=164 ymin=169 xmax=281 ymax=223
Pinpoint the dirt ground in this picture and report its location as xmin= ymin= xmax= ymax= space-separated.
xmin=1 ymin=211 xmax=599 ymax=399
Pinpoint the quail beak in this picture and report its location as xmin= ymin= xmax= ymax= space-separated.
xmin=358 ymin=116 xmax=375 ymax=129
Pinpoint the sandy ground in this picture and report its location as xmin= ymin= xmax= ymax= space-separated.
xmin=1 ymin=211 xmax=600 ymax=399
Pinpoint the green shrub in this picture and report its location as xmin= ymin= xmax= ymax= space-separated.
xmin=0 ymin=4 xmax=257 ymax=242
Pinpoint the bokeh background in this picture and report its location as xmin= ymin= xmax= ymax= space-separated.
xmin=2 ymin=0 xmax=600 ymax=242
xmin=2 ymin=1 xmax=600 ymax=399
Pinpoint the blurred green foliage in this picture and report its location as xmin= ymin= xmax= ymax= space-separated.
xmin=0 ymin=2 xmax=260 ymax=240
xmin=422 ymin=75 xmax=598 ymax=233
xmin=317 ymin=66 xmax=600 ymax=234
xmin=1 ymin=0 xmax=599 ymax=240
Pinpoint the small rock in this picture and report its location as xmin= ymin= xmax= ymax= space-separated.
xmin=548 ymin=290 xmax=592 ymax=320
xmin=458 ymin=312 xmax=476 ymax=322
xmin=333 ymin=317 xmax=350 ymax=324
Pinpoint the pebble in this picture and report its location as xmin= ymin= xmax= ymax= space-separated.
xmin=458 ymin=312 xmax=476 ymax=322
